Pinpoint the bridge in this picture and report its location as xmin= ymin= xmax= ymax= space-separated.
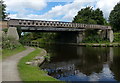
xmin=6 ymin=19 xmax=114 ymax=43
xmin=8 ymin=19 xmax=111 ymax=31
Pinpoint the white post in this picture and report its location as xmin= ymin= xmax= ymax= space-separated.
xmin=108 ymin=29 xmax=114 ymax=43
xmin=77 ymin=31 xmax=85 ymax=43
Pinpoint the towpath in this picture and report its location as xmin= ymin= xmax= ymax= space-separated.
xmin=2 ymin=47 xmax=35 ymax=81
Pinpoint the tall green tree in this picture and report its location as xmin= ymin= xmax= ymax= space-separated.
xmin=73 ymin=7 xmax=107 ymax=25
xmin=0 ymin=0 xmax=7 ymax=20
xmin=73 ymin=7 xmax=108 ymax=42
xmin=109 ymin=2 xmax=120 ymax=31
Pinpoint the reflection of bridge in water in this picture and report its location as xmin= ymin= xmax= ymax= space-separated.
xmin=41 ymin=47 xmax=120 ymax=81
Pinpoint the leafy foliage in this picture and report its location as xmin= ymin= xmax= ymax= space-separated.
xmin=2 ymin=45 xmax=26 ymax=59
xmin=2 ymin=30 xmax=21 ymax=50
xmin=82 ymin=35 xmax=109 ymax=43
xmin=0 ymin=0 xmax=8 ymax=20
xmin=17 ymin=27 xmax=22 ymax=38
xmin=2 ymin=36 xmax=21 ymax=49
xmin=20 ymin=32 xmax=58 ymax=43
xmin=109 ymin=2 xmax=120 ymax=31
xmin=73 ymin=7 xmax=108 ymax=43
xmin=73 ymin=7 xmax=107 ymax=25
xmin=114 ymin=33 xmax=120 ymax=42
xmin=2 ymin=28 xmax=8 ymax=33
xmin=20 ymin=33 xmax=33 ymax=42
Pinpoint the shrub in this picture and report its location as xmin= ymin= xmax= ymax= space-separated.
xmin=2 ymin=28 xmax=8 ymax=33
xmin=114 ymin=33 xmax=120 ymax=42
xmin=82 ymin=35 xmax=108 ymax=43
xmin=2 ymin=36 xmax=21 ymax=50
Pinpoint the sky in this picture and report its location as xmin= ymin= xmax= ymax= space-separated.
xmin=4 ymin=0 xmax=120 ymax=22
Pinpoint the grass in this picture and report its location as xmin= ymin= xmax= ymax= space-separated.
xmin=79 ymin=42 xmax=120 ymax=47
xmin=0 ymin=49 xmax=2 ymax=60
xmin=18 ymin=48 xmax=60 ymax=82
xmin=2 ymin=45 xmax=26 ymax=59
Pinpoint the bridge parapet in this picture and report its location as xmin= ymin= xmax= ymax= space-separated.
xmin=8 ymin=19 xmax=111 ymax=30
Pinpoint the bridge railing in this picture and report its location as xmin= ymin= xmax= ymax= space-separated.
xmin=8 ymin=19 xmax=111 ymax=30
xmin=21 ymin=41 xmax=41 ymax=47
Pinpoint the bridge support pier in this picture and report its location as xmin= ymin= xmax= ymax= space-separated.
xmin=107 ymin=29 xmax=114 ymax=43
xmin=7 ymin=27 xmax=19 ymax=40
xmin=77 ymin=31 xmax=85 ymax=43
xmin=100 ymin=29 xmax=114 ymax=43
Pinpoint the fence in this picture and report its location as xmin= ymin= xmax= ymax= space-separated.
xmin=21 ymin=41 xmax=41 ymax=47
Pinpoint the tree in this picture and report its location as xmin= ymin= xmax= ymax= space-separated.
xmin=109 ymin=2 xmax=120 ymax=31
xmin=73 ymin=7 xmax=107 ymax=25
xmin=0 ymin=0 xmax=7 ymax=20
xmin=73 ymin=7 xmax=108 ymax=42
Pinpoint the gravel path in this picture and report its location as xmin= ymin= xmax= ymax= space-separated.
xmin=2 ymin=47 xmax=35 ymax=81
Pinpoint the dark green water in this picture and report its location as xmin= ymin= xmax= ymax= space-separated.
xmin=40 ymin=44 xmax=120 ymax=82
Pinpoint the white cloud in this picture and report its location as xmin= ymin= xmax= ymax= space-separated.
xmin=24 ymin=1 xmax=90 ymax=21
xmin=5 ymin=0 xmax=120 ymax=21
xmin=96 ymin=0 xmax=120 ymax=19
xmin=4 ymin=0 xmax=47 ymax=12
xmin=38 ymin=0 xmax=97 ymax=21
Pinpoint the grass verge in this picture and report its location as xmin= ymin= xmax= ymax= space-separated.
xmin=18 ymin=48 xmax=60 ymax=82
xmin=2 ymin=45 xmax=26 ymax=59
xmin=0 ymin=49 xmax=2 ymax=60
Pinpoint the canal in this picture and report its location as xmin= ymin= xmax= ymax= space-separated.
xmin=40 ymin=44 xmax=120 ymax=82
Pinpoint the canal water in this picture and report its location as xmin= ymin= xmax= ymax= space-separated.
xmin=40 ymin=44 xmax=120 ymax=82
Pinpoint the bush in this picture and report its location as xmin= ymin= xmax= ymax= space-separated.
xmin=82 ymin=35 xmax=109 ymax=43
xmin=2 ymin=28 xmax=8 ymax=33
xmin=2 ymin=36 xmax=21 ymax=50
xmin=114 ymin=33 xmax=120 ymax=42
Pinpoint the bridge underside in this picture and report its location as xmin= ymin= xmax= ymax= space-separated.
xmin=20 ymin=27 xmax=85 ymax=43
xmin=21 ymin=27 xmax=85 ymax=32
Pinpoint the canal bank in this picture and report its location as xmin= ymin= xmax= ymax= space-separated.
xmin=18 ymin=47 xmax=59 ymax=82
xmin=22 ymin=41 xmax=120 ymax=47
xmin=75 ymin=43 xmax=120 ymax=47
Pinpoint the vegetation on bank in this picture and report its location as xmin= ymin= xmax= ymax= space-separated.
xmin=2 ymin=36 xmax=21 ymax=50
xmin=81 ymin=32 xmax=120 ymax=43
xmin=2 ymin=30 xmax=26 ymax=59
xmin=114 ymin=32 xmax=120 ymax=42
xmin=18 ymin=48 xmax=59 ymax=82
xmin=79 ymin=43 xmax=120 ymax=47
xmin=2 ymin=45 xmax=26 ymax=59
xmin=82 ymin=35 xmax=108 ymax=43
xmin=0 ymin=49 xmax=2 ymax=60
xmin=20 ymin=32 xmax=57 ymax=44
xmin=78 ymin=32 xmax=120 ymax=47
